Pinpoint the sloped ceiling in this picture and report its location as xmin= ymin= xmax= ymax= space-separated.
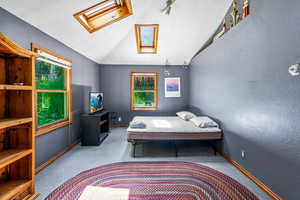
xmin=0 ymin=0 xmax=232 ymax=65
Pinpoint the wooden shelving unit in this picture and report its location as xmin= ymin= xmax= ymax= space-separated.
xmin=0 ymin=33 xmax=39 ymax=199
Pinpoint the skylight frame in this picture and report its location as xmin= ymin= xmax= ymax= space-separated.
xmin=135 ymin=24 xmax=159 ymax=54
xmin=84 ymin=0 xmax=118 ymax=17
xmin=74 ymin=0 xmax=133 ymax=33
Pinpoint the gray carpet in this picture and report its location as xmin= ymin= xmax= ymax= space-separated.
xmin=36 ymin=128 xmax=271 ymax=200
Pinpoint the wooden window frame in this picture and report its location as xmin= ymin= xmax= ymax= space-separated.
xmin=130 ymin=71 xmax=158 ymax=111
xmin=135 ymin=24 xmax=159 ymax=54
xmin=74 ymin=0 xmax=133 ymax=33
xmin=31 ymin=44 xmax=73 ymax=136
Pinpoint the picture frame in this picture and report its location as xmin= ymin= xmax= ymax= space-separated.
xmin=165 ymin=77 xmax=181 ymax=98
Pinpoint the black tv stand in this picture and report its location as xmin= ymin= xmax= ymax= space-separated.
xmin=88 ymin=109 xmax=104 ymax=115
xmin=81 ymin=110 xmax=109 ymax=146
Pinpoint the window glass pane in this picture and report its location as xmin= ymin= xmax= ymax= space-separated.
xmin=37 ymin=92 xmax=67 ymax=127
xmin=134 ymin=92 xmax=154 ymax=108
xmin=36 ymin=60 xmax=66 ymax=90
xmin=134 ymin=75 xmax=155 ymax=90
xmin=141 ymin=26 xmax=154 ymax=46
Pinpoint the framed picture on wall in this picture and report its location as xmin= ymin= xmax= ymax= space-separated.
xmin=165 ymin=77 xmax=181 ymax=98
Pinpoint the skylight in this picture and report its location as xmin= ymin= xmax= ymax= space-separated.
xmin=135 ymin=24 xmax=159 ymax=54
xmin=74 ymin=0 xmax=133 ymax=33
xmin=141 ymin=26 xmax=154 ymax=46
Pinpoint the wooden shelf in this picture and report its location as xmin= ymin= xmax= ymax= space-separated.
xmin=0 ymin=180 xmax=32 ymax=200
xmin=0 ymin=118 xmax=32 ymax=129
xmin=0 ymin=84 xmax=33 ymax=90
xmin=0 ymin=149 xmax=32 ymax=169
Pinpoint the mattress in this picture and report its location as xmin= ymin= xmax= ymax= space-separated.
xmin=127 ymin=116 xmax=222 ymax=141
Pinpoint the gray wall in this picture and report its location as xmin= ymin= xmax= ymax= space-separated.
xmin=0 ymin=7 xmax=101 ymax=167
xmin=189 ymin=0 xmax=300 ymax=199
xmin=100 ymin=65 xmax=189 ymax=125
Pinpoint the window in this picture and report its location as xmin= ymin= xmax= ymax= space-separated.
xmin=135 ymin=24 xmax=159 ymax=54
xmin=130 ymin=72 xmax=158 ymax=111
xmin=74 ymin=0 xmax=133 ymax=33
xmin=32 ymin=44 xmax=72 ymax=135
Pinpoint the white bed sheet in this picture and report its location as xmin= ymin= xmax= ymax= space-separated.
xmin=127 ymin=116 xmax=221 ymax=133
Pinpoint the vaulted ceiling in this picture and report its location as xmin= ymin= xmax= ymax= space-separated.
xmin=0 ymin=0 xmax=232 ymax=65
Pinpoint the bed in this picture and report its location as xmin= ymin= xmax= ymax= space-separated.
xmin=127 ymin=116 xmax=222 ymax=157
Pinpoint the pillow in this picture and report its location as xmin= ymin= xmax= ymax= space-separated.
xmin=129 ymin=120 xmax=146 ymax=129
xmin=176 ymin=111 xmax=197 ymax=121
xmin=190 ymin=116 xmax=219 ymax=128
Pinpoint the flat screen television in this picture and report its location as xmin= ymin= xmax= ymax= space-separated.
xmin=89 ymin=92 xmax=104 ymax=113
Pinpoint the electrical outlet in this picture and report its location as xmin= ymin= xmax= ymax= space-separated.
xmin=241 ymin=150 xmax=246 ymax=159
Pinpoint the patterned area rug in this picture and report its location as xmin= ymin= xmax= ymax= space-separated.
xmin=46 ymin=162 xmax=259 ymax=200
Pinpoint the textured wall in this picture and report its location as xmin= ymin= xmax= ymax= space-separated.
xmin=189 ymin=0 xmax=300 ymax=199
xmin=100 ymin=65 xmax=189 ymax=125
xmin=0 ymin=8 xmax=101 ymax=167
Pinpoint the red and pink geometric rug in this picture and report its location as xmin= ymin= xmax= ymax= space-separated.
xmin=46 ymin=162 xmax=259 ymax=200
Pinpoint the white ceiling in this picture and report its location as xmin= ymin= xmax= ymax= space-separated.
xmin=0 ymin=0 xmax=232 ymax=65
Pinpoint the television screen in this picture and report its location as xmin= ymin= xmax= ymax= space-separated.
xmin=89 ymin=92 xmax=103 ymax=113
